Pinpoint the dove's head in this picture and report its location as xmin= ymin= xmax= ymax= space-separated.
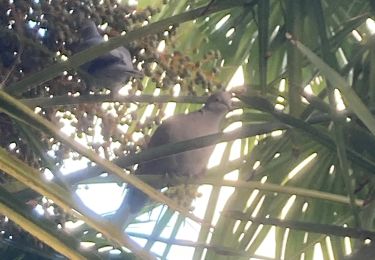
xmin=204 ymin=91 xmax=232 ymax=114
xmin=80 ymin=20 xmax=101 ymax=40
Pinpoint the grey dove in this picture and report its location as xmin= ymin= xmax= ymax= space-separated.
xmin=112 ymin=91 xmax=232 ymax=229
xmin=77 ymin=20 xmax=142 ymax=90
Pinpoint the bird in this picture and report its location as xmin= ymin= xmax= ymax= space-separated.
xmin=112 ymin=91 xmax=233 ymax=229
xmin=77 ymin=20 xmax=142 ymax=91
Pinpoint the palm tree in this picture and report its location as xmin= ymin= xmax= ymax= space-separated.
xmin=0 ymin=0 xmax=375 ymax=259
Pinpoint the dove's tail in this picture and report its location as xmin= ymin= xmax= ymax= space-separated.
xmin=113 ymin=185 xmax=148 ymax=230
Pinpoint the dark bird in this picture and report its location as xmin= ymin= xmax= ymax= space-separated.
xmin=112 ymin=91 xmax=233 ymax=229
xmin=77 ymin=20 xmax=142 ymax=91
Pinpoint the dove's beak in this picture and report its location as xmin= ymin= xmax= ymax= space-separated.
xmin=224 ymin=96 xmax=233 ymax=111
xmin=225 ymin=101 xmax=232 ymax=110
xmin=129 ymin=70 xmax=144 ymax=78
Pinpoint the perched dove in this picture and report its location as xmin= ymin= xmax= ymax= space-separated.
xmin=77 ymin=20 xmax=142 ymax=90
xmin=113 ymin=91 xmax=232 ymax=229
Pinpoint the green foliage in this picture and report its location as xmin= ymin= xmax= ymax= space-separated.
xmin=0 ymin=0 xmax=374 ymax=259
